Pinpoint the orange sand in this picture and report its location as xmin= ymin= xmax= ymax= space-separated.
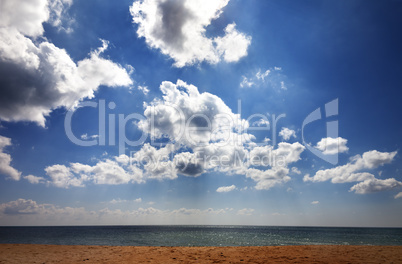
xmin=0 ymin=244 xmax=401 ymax=263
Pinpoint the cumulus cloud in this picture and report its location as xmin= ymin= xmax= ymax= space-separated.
xmin=214 ymin=23 xmax=251 ymax=63
xmin=44 ymin=155 xmax=144 ymax=188
xmin=0 ymin=135 xmax=21 ymax=180
xmin=305 ymin=150 xmax=400 ymax=194
xmin=243 ymin=142 xmax=306 ymax=190
xmin=237 ymin=208 xmax=254 ymax=216
xmin=350 ymin=178 xmax=402 ymax=194
xmin=0 ymin=198 xmax=44 ymax=215
xmin=248 ymin=142 xmax=305 ymax=167
xmin=0 ymin=1 xmax=133 ymax=126
xmin=0 ymin=0 xmax=49 ymax=37
xmin=137 ymin=80 xmax=252 ymax=147
xmin=216 ymin=185 xmax=236 ymax=193
xmin=130 ymin=0 xmax=251 ymax=67
xmin=23 ymin=175 xmax=45 ymax=184
xmin=315 ymin=137 xmax=349 ymax=155
xmin=245 ymin=167 xmax=291 ymax=190
xmin=279 ymin=127 xmax=296 ymax=141
xmin=394 ymin=192 xmax=402 ymax=199
xmin=291 ymin=167 xmax=301 ymax=175
xmin=132 ymin=143 xmax=177 ymax=180
xmin=311 ymin=201 xmax=319 ymax=205
xmin=37 ymin=80 xmax=304 ymax=190
xmin=305 ymin=150 xmax=397 ymax=184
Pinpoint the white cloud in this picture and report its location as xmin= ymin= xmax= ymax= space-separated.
xmin=47 ymin=0 xmax=74 ymax=31
xmin=0 ymin=135 xmax=21 ymax=181
xmin=138 ymin=80 xmax=252 ymax=147
xmin=0 ymin=1 xmax=133 ymax=126
xmin=134 ymin=198 xmax=142 ymax=203
xmin=44 ymin=155 xmax=144 ymax=188
xmin=80 ymin=134 xmax=99 ymax=140
xmin=350 ymin=178 xmax=402 ymax=194
xmin=252 ymin=118 xmax=270 ymax=127
xmin=130 ymin=0 xmax=251 ymax=67
xmin=311 ymin=201 xmax=319 ymax=205
xmin=214 ymin=23 xmax=251 ymax=63
xmin=132 ymin=143 xmax=178 ymax=180
xmin=305 ymin=150 xmax=397 ymax=184
xmin=45 ymin=164 xmax=85 ymax=188
xmin=248 ymin=142 xmax=305 ymax=167
xmin=138 ymin=85 xmax=150 ymax=95
xmin=240 ymin=67 xmax=287 ymax=90
xmin=237 ymin=208 xmax=254 ymax=216
xmin=0 ymin=198 xmax=44 ymax=215
xmin=256 ymin=69 xmax=270 ymax=81
xmin=315 ymin=137 xmax=349 ymax=155
xmin=36 ymin=80 xmax=304 ymax=190
xmin=23 ymin=175 xmax=45 ymax=184
xmin=394 ymin=192 xmax=402 ymax=199
xmin=291 ymin=167 xmax=301 ymax=175
xmin=107 ymin=198 xmax=142 ymax=204
xmin=279 ymin=127 xmax=296 ymax=141
xmin=0 ymin=0 xmax=49 ymax=37
xmin=245 ymin=167 xmax=291 ymax=190
xmin=108 ymin=198 xmax=128 ymax=204
xmin=240 ymin=76 xmax=254 ymax=88
xmin=0 ymin=198 xmax=238 ymax=225
xmin=305 ymin=149 xmax=400 ymax=194
xmin=216 ymin=185 xmax=236 ymax=193
xmin=135 ymin=80 xmax=305 ymax=189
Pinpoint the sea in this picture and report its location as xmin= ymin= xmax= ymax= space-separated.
xmin=0 ymin=226 xmax=401 ymax=247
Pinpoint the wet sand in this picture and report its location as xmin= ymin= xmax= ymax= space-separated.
xmin=0 ymin=244 xmax=401 ymax=263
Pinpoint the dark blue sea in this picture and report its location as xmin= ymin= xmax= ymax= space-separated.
xmin=0 ymin=226 xmax=401 ymax=246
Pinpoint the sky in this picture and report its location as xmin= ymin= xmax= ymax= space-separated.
xmin=0 ymin=0 xmax=402 ymax=227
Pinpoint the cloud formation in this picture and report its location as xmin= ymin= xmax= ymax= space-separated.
xmin=130 ymin=0 xmax=251 ymax=67
xmin=36 ymin=80 xmax=305 ymax=190
xmin=315 ymin=137 xmax=349 ymax=155
xmin=279 ymin=127 xmax=296 ymax=141
xmin=240 ymin=67 xmax=287 ymax=90
xmin=0 ymin=198 xmax=238 ymax=225
xmin=237 ymin=208 xmax=254 ymax=216
xmin=216 ymin=185 xmax=236 ymax=193
xmin=0 ymin=1 xmax=133 ymax=126
xmin=305 ymin=150 xmax=401 ymax=194
xmin=43 ymin=155 xmax=144 ymax=188
xmin=138 ymin=80 xmax=252 ymax=147
xmin=349 ymin=178 xmax=402 ymax=194
xmin=0 ymin=136 xmax=21 ymax=180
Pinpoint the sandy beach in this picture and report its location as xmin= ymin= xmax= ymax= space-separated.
xmin=0 ymin=244 xmax=401 ymax=263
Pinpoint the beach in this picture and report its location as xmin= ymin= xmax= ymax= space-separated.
xmin=0 ymin=244 xmax=401 ymax=263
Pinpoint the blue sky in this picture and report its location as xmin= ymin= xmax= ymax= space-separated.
xmin=0 ymin=0 xmax=402 ymax=227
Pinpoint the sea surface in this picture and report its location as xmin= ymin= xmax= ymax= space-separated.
xmin=0 ymin=226 xmax=401 ymax=246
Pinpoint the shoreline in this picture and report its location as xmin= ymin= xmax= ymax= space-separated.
xmin=0 ymin=244 xmax=401 ymax=263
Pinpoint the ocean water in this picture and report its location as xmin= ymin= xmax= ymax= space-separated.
xmin=0 ymin=226 xmax=401 ymax=246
